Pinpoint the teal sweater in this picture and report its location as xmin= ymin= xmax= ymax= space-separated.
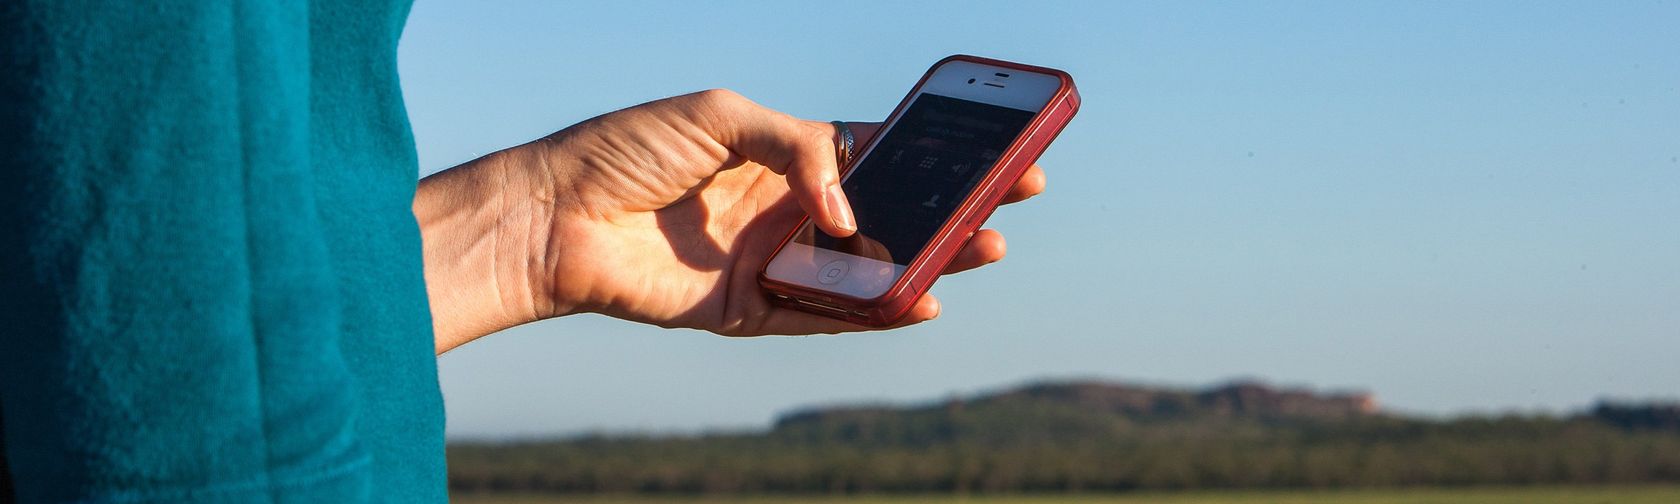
xmin=0 ymin=2 xmax=445 ymax=502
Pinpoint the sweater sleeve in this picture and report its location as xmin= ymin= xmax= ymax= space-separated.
xmin=0 ymin=3 xmax=370 ymax=502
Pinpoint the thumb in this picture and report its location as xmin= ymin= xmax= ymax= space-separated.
xmin=694 ymin=90 xmax=857 ymax=237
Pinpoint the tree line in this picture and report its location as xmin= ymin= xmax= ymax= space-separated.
xmin=447 ymin=381 xmax=1680 ymax=495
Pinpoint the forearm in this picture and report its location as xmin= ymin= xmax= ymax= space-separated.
xmin=414 ymin=146 xmax=556 ymax=353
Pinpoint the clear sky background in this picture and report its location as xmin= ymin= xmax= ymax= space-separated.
xmin=397 ymin=1 xmax=1680 ymax=438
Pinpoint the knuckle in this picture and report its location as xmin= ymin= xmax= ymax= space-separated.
xmin=809 ymin=126 xmax=834 ymax=145
xmin=692 ymin=88 xmax=745 ymax=108
xmin=808 ymin=142 xmax=839 ymax=178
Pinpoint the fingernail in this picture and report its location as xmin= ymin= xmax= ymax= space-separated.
xmin=825 ymin=184 xmax=856 ymax=233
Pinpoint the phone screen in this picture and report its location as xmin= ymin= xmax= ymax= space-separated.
xmin=802 ymin=93 xmax=1037 ymax=265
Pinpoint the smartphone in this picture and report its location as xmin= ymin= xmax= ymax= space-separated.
xmin=758 ymin=54 xmax=1080 ymax=326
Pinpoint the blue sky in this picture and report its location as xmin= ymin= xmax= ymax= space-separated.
xmin=397 ymin=1 xmax=1680 ymax=437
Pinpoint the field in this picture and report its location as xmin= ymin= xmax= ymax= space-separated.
xmin=453 ymin=485 xmax=1680 ymax=504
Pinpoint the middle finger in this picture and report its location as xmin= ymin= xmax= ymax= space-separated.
xmin=942 ymin=229 xmax=1007 ymax=275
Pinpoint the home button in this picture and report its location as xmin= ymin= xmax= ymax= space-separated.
xmin=817 ymin=260 xmax=850 ymax=285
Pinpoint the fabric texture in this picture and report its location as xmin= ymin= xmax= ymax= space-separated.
xmin=0 ymin=2 xmax=445 ymax=502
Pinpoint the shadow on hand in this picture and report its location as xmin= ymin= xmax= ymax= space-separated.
xmin=651 ymin=176 xmax=732 ymax=272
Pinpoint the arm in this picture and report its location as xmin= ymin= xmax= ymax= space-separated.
xmin=417 ymin=90 xmax=1047 ymax=353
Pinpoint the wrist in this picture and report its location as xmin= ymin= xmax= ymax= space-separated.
xmin=415 ymin=145 xmax=562 ymax=352
xmin=522 ymin=133 xmax=612 ymax=319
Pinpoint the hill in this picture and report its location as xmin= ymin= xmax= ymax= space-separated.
xmin=447 ymin=380 xmax=1680 ymax=495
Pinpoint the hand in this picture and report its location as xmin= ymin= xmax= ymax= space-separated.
xmin=417 ymin=90 xmax=1046 ymax=352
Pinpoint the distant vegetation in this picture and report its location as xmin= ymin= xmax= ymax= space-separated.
xmin=448 ymin=381 xmax=1680 ymax=495
xmin=453 ymin=486 xmax=1680 ymax=504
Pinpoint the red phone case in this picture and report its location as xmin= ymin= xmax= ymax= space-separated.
xmin=757 ymin=54 xmax=1081 ymax=327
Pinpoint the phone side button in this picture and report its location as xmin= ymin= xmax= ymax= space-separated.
xmin=966 ymin=205 xmax=999 ymax=229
